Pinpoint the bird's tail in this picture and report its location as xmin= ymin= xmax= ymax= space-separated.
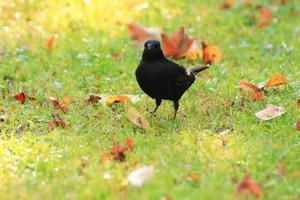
xmin=190 ymin=66 xmax=210 ymax=75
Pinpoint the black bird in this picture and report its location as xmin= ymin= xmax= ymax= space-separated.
xmin=135 ymin=40 xmax=209 ymax=119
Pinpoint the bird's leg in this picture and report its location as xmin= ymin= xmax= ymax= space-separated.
xmin=151 ymin=99 xmax=162 ymax=116
xmin=173 ymin=100 xmax=179 ymax=120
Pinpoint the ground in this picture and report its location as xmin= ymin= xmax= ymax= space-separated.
xmin=0 ymin=0 xmax=299 ymax=199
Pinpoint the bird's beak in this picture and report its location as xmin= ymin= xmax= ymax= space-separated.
xmin=146 ymin=44 xmax=152 ymax=50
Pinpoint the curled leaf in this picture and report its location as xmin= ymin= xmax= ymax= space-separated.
xmin=48 ymin=97 xmax=67 ymax=113
xmin=264 ymin=73 xmax=287 ymax=88
xmin=107 ymin=95 xmax=131 ymax=104
xmin=237 ymin=174 xmax=261 ymax=198
xmin=201 ymin=41 xmax=221 ymax=65
xmin=110 ymin=138 xmax=134 ymax=162
xmin=239 ymin=80 xmax=264 ymax=101
xmin=125 ymin=107 xmax=149 ymax=129
xmin=48 ymin=113 xmax=66 ymax=130
xmin=84 ymin=94 xmax=102 ymax=105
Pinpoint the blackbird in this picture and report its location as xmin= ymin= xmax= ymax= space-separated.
xmin=135 ymin=40 xmax=209 ymax=119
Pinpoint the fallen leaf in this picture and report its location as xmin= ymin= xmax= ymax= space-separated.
xmin=101 ymin=153 xmax=111 ymax=163
xmin=237 ymin=174 xmax=261 ymax=198
xmin=62 ymin=96 xmax=71 ymax=105
xmin=296 ymin=121 xmax=300 ymax=132
xmin=256 ymin=7 xmax=272 ymax=28
xmin=14 ymin=91 xmax=26 ymax=104
xmin=220 ymin=0 xmax=235 ymax=9
xmin=16 ymin=123 xmax=26 ymax=133
xmin=0 ymin=110 xmax=8 ymax=122
xmin=201 ymin=41 xmax=221 ymax=65
xmin=84 ymin=94 xmax=102 ymax=105
xmin=297 ymin=99 xmax=300 ymax=108
xmin=128 ymin=165 xmax=155 ymax=188
xmin=45 ymin=33 xmax=56 ymax=51
xmin=189 ymin=173 xmax=201 ymax=183
xmin=110 ymin=138 xmax=134 ymax=162
xmin=180 ymin=40 xmax=203 ymax=61
xmin=48 ymin=97 xmax=67 ymax=113
xmin=162 ymin=27 xmax=195 ymax=58
xmin=106 ymin=95 xmax=131 ymax=104
xmin=128 ymin=23 xmax=162 ymax=45
xmin=255 ymin=104 xmax=285 ymax=121
xmin=264 ymin=73 xmax=287 ymax=88
xmin=239 ymin=79 xmax=264 ymax=101
xmin=48 ymin=113 xmax=66 ymax=130
xmin=125 ymin=107 xmax=149 ymax=130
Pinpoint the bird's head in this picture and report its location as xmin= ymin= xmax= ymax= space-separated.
xmin=142 ymin=40 xmax=165 ymax=61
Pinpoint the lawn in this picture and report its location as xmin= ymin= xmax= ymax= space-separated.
xmin=0 ymin=0 xmax=299 ymax=199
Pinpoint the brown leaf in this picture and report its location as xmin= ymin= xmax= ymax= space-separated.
xmin=297 ymin=99 xmax=300 ymax=108
xmin=239 ymin=80 xmax=264 ymax=101
xmin=255 ymin=104 xmax=285 ymax=121
xmin=128 ymin=23 xmax=162 ymax=45
xmin=48 ymin=113 xmax=66 ymax=130
xmin=264 ymin=73 xmax=287 ymax=88
xmin=16 ymin=123 xmax=26 ymax=133
xmin=220 ymin=0 xmax=235 ymax=9
xmin=125 ymin=107 xmax=149 ymax=129
xmin=48 ymin=97 xmax=67 ymax=113
xmin=14 ymin=91 xmax=26 ymax=104
xmin=162 ymin=27 xmax=195 ymax=58
xmin=201 ymin=41 xmax=221 ymax=65
xmin=256 ymin=7 xmax=272 ymax=28
xmin=237 ymin=174 xmax=261 ymax=198
xmin=296 ymin=120 xmax=300 ymax=132
xmin=84 ymin=94 xmax=102 ymax=105
xmin=45 ymin=33 xmax=56 ymax=51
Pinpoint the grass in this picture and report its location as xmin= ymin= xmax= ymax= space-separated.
xmin=0 ymin=0 xmax=299 ymax=199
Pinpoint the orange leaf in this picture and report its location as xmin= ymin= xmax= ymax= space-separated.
xmin=256 ymin=8 xmax=272 ymax=28
xmin=125 ymin=137 xmax=134 ymax=151
xmin=162 ymin=27 xmax=195 ymax=58
xmin=109 ymin=138 xmax=134 ymax=162
xmin=296 ymin=121 xmax=300 ymax=132
xmin=128 ymin=23 xmax=162 ymax=45
xmin=239 ymin=79 xmax=264 ymax=101
xmin=201 ymin=41 xmax=221 ymax=65
xmin=45 ymin=33 xmax=56 ymax=51
xmin=237 ymin=174 xmax=261 ymax=198
xmin=14 ymin=91 xmax=26 ymax=104
xmin=101 ymin=153 xmax=111 ymax=163
xmin=63 ymin=96 xmax=71 ymax=105
xmin=264 ymin=73 xmax=287 ymax=88
xmin=106 ymin=95 xmax=131 ymax=104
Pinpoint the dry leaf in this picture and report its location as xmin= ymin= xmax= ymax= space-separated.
xmin=48 ymin=113 xmax=66 ymax=130
xmin=201 ymin=41 xmax=221 ymax=65
xmin=14 ymin=91 xmax=26 ymax=104
xmin=45 ymin=33 xmax=56 ymax=51
xmin=256 ymin=7 xmax=272 ymax=28
xmin=0 ymin=110 xmax=8 ymax=122
xmin=84 ymin=94 xmax=102 ymax=105
xmin=128 ymin=23 xmax=162 ymax=45
xmin=162 ymin=27 xmax=195 ymax=58
xmin=48 ymin=97 xmax=67 ymax=113
xmin=94 ymin=94 xmax=141 ymax=105
xmin=125 ymin=107 xmax=149 ymax=130
xmin=297 ymin=99 xmax=300 ymax=108
xmin=16 ymin=123 xmax=26 ymax=133
xmin=296 ymin=121 xmax=300 ymax=132
xmin=239 ymin=79 xmax=264 ymax=101
xmin=264 ymin=73 xmax=287 ymax=88
xmin=220 ymin=0 xmax=235 ymax=9
xmin=110 ymin=138 xmax=134 ymax=162
xmin=128 ymin=165 xmax=155 ymax=188
xmin=180 ymin=40 xmax=203 ymax=61
xmin=255 ymin=104 xmax=285 ymax=121
xmin=106 ymin=95 xmax=131 ymax=104
xmin=62 ymin=96 xmax=71 ymax=105
xmin=237 ymin=174 xmax=261 ymax=198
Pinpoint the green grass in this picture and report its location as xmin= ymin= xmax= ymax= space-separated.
xmin=0 ymin=0 xmax=299 ymax=199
